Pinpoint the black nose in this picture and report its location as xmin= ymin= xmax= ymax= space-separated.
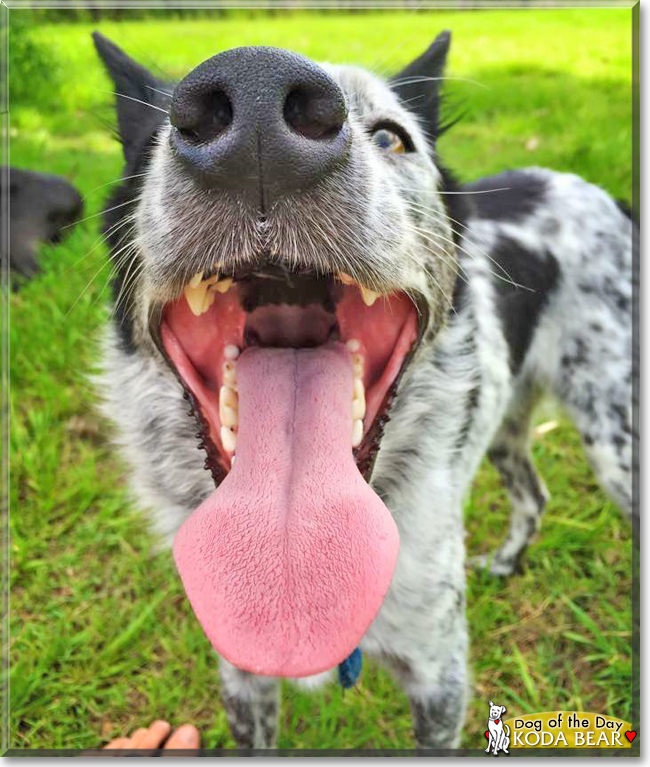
xmin=169 ymin=47 xmax=349 ymax=211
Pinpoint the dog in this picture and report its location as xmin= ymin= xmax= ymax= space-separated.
xmin=92 ymin=30 xmax=633 ymax=748
xmin=486 ymin=701 xmax=510 ymax=755
xmin=5 ymin=166 xmax=83 ymax=282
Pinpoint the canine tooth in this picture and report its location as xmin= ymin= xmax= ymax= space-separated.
xmin=346 ymin=338 xmax=360 ymax=353
xmin=220 ymin=402 xmax=238 ymax=429
xmin=201 ymin=288 xmax=216 ymax=314
xmin=352 ymin=353 xmax=364 ymax=377
xmin=221 ymin=426 xmax=237 ymax=453
xmin=189 ymin=272 xmax=204 ymax=289
xmin=224 ymin=344 xmax=240 ymax=361
xmin=214 ymin=277 xmax=234 ymax=294
xmin=360 ymin=286 xmax=379 ymax=307
xmin=184 ymin=282 xmax=209 ymax=316
xmin=220 ymin=385 xmax=238 ymax=409
xmin=352 ymin=419 xmax=363 ymax=448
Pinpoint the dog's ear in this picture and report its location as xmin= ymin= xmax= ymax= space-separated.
xmin=501 ymin=706 xmax=507 ymax=715
xmin=390 ymin=30 xmax=451 ymax=148
xmin=92 ymin=32 xmax=172 ymax=165
xmin=489 ymin=701 xmax=494 ymax=707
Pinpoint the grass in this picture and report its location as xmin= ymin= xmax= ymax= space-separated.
xmin=9 ymin=8 xmax=634 ymax=751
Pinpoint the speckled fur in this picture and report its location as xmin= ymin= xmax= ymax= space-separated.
xmin=95 ymin=38 xmax=634 ymax=749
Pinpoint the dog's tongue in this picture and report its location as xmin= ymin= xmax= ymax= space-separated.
xmin=173 ymin=342 xmax=399 ymax=678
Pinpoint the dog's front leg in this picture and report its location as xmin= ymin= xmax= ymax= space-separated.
xmin=406 ymin=646 xmax=468 ymax=750
xmin=219 ymin=659 xmax=280 ymax=749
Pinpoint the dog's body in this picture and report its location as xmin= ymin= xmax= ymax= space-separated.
xmin=94 ymin=32 xmax=633 ymax=748
xmin=5 ymin=167 xmax=83 ymax=282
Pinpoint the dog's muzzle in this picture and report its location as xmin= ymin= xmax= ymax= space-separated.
xmin=169 ymin=46 xmax=350 ymax=210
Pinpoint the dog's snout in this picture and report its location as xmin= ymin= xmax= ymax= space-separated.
xmin=283 ymin=86 xmax=345 ymax=140
xmin=172 ymin=89 xmax=233 ymax=145
xmin=169 ymin=46 xmax=349 ymax=210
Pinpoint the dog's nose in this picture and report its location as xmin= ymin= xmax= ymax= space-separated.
xmin=169 ymin=46 xmax=349 ymax=211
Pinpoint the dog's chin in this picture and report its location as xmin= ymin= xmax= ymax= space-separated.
xmin=148 ymin=261 xmax=427 ymax=677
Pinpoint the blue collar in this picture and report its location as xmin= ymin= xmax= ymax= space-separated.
xmin=337 ymin=647 xmax=363 ymax=689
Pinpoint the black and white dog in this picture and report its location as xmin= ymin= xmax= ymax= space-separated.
xmin=93 ymin=31 xmax=633 ymax=749
xmin=5 ymin=167 xmax=83 ymax=282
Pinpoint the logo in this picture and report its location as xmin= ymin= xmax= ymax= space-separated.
xmin=482 ymin=709 xmax=636 ymax=750
xmin=485 ymin=700 xmax=510 ymax=755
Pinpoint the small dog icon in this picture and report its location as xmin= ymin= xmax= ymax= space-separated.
xmin=485 ymin=701 xmax=510 ymax=755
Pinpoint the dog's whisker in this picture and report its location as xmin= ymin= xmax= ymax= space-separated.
xmin=145 ymin=84 xmax=174 ymax=99
xmin=81 ymin=173 xmax=148 ymax=202
xmin=390 ymin=75 xmax=489 ymax=90
xmin=408 ymin=220 xmax=533 ymax=292
xmin=108 ymin=91 xmax=170 ymax=116
xmin=405 ymin=202 xmax=533 ymax=291
xmin=62 ymin=198 xmax=140 ymax=230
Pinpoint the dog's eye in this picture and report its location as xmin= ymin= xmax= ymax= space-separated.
xmin=371 ymin=127 xmax=406 ymax=154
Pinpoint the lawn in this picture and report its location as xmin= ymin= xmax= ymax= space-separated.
xmin=9 ymin=8 xmax=634 ymax=751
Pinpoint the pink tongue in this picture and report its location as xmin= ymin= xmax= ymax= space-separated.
xmin=173 ymin=342 xmax=399 ymax=678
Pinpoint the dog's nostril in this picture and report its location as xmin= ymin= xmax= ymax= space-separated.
xmin=283 ymin=87 xmax=345 ymax=141
xmin=173 ymin=89 xmax=233 ymax=144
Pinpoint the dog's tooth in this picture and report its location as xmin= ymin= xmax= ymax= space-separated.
xmin=221 ymin=426 xmax=237 ymax=453
xmin=352 ymin=397 xmax=366 ymax=422
xmin=352 ymin=418 xmax=363 ymax=448
xmin=220 ymin=385 xmax=238 ymax=410
xmin=338 ymin=272 xmax=356 ymax=286
xmin=360 ymin=286 xmax=379 ymax=307
xmin=223 ymin=361 xmax=237 ymax=389
xmin=214 ymin=277 xmax=234 ymax=294
xmin=189 ymin=272 xmax=204 ymax=289
xmin=346 ymin=338 xmax=360 ymax=353
xmin=184 ymin=282 xmax=208 ymax=316
xmin=352 ymin=353 xmax=364 ymax=377
xmin=224 ymin=344 xmax=240 ymax=361
xmin=201 ymin=287 xmax=217 ymax=314
xmin=220 ymin=402 xmax=238 ymax=429
xmin=352 ymin=379 xmax=366 ymax=421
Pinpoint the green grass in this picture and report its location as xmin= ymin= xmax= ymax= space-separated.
xmin=9 ymin=8 xmax=633 ymax=751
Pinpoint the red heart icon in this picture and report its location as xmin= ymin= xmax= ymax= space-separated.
xmin=625 ymin=731 xmax=637 ymax=743
xmin=485 ymin=731 xmax=489 ymax=739
xmin=495 ymin=719 xmax=500 ymax=724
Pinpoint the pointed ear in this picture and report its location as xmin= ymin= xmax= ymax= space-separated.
xmin=489 ymin=701 xmax=494 ymax=707
xmin=390 ymin=30 xmax=451 ymax=148
xmin=92 ymin=32 xmax=172 ymax=165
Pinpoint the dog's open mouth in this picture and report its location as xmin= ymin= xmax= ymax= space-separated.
xmin=157 ymin=263 xmax=422 ymax=678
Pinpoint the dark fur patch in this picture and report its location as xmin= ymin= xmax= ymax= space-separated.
xmin=490 ymin=235 xmax=560 ymax=372
xmin=463 ymin=170 xmax=548 ymax=223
